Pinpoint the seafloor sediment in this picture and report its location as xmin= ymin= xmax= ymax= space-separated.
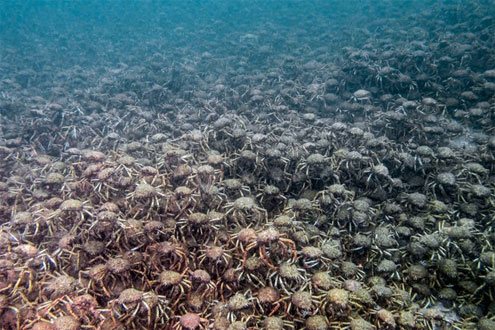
xmin=1 ymin=1 xmax=495 ymax=329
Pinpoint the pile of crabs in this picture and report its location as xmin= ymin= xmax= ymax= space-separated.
xmin=1 ymin=0 xmax=495 ymax=329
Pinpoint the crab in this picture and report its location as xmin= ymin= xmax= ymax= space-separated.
xmin=253 ymin=286 xmax=286 ymax=317
xmin=372 ymin=65 xmax=397 ymax=90
xmin=285 ymin=198 xmax=322 ymax=223
xmin=286 ymin=290 xmax=319 ymax=318
xmin=256 ymin=184 xmax=286 ymax=211
xmin=425 ymin=171 xmax=459 ymax=199
xmin=458 ymin=183 xmax=494 ymax=207
xmin=81 ymin=254 xmax=147 ymax=298
xmin=177 ymin=211 xmax=221 ymax=242
xmin=90 ymin=165 xmax=124 ymax=200
xmin=262 ymin=316 xmax=295 ymax=330
xmin=268 ymin=262 xmax=307 ymax=295
xmin=362 ymin=163 xmax=394 ymax=189
xmin=9 ymin=210 xmax=46 ymax=241
xmin=182 ymin=128 xmax=210 ymax=154
xmin=295 ymin=153 xmax=330 ymax=178
xmin=242 ymin=227 xmax=297 ymax=270
xmin=351 ymin=89 xmax=372 ymax=103
xmin=221 ymin=178 xmax=251 ymax=199
xmin=146 ymin=241 xmax=188 ymax=272
xmin=42 ymin=273 xmax=79 ymax=300
xmin=172 ymin=311 xmax=210 ymax=330
xmin=156 ymin=268 xmax=191 ymax=308
xmin=190 ymin=164 xmax=222 ymax=189
xmin=160 ymin=145 xmax=194 ymax=172
xmin=111 ymin=288 xmax=170 ymax=327
xmin=225 ymin=291 xmax=255 ymax=323
xmin=197 ymin=244 xmax=233 ymax=276
xmin=298 ymin=246 xmax=331 ymax=269
xmin=240 ymin=33 xmax=259 ymax=43
xmin=335 ymin=149 xmax=374 ymax=174
xmin=456 ymin=162 xmax=489 ymax=184
xmin=235 ymin=255 xmax=269 ymax=289
xmin=223 ymin=196 xmax=268 ymax=227
xmin=189 ymin=269 xmax=217 ymax=300
xmin=218 ymin=267 xmax=242 ymax=301
xmin=228 ymin=148 xmax=264 ymax=175
xmin=126 ymin=181 xmax=165 ymax=211
xmin=33 ymin=294 xmax=104 ymax=328
xmin=320 ymin=288 xmax=354 ymax=319
xmin=373 ymin=308 xmax=397 ymax=329
xmin=48 ymin=199 xmax=94 ymax=231
xmin=204 ymin=151 xmax=227 ymax=174
xmin=164 ymin=185 xmax=199 ymax=216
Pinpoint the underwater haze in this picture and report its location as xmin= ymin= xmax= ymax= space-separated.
xmin=1 ymin=1 xmax=484 ymax=72
xmin=1 ymin=1 xmax=495 ymax=329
